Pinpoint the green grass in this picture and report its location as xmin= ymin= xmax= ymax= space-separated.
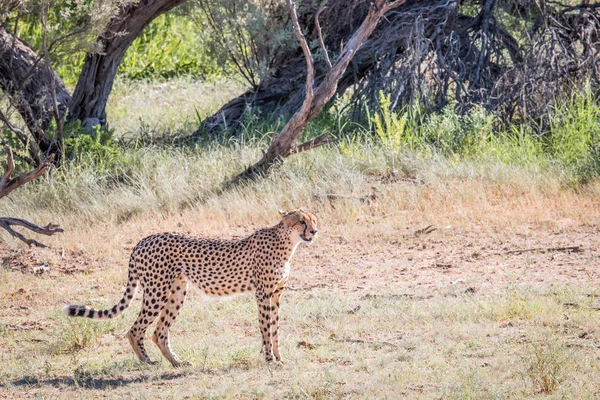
xmin=369 ymin=90 xmax=600 ymax=185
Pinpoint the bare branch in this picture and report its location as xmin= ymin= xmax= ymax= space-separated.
xmin=315 ymin=1 xmax=332 ymax=69
xmin=41 ymin=0 xmax=63 ymax=163
xmin=1 ymin=144 xmax=14 ymax=185
xmin=0 ymin=108 xmax=28 ymax=145
xmin=288 ymin=0 xmax=315 ymax=116
xmin=0 ymin=145 xmax=54 ymax=200
xmin=294 ymin=132 xmax=338 ymax=153
xmin=0 ymin=217 xmax=63 ymax=248
xmin=0 ymin=146 xmax=62 ymax=247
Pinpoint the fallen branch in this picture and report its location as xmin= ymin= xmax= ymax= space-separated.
xmin=494 ymin=246 xmax=582 ymax=256
xmin=313 ymin=192 xmax=377 ymax=206
xmin=0 ymin=145 xmax=53 ymax=200
xmin=0 ymin=218 xmax=63 ymax=248
xmin=329 ymin=334 xmax=398 ymax=348
xmin=294 ymin=132 xmax=338 ymax=154
xmin=402 ymin=225 xmax=437 ymax=238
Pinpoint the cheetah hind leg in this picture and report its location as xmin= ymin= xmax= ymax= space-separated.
xmin=127 ymin=286 xmax=169 ymax=365
xmin=152 ymin=275 xmax=190 ymax=367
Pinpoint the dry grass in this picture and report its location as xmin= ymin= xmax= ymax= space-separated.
xmin=0 ymin=80 xmax=599 ymax=399
xmin=107 ymin=77 xmax=245 ymax=135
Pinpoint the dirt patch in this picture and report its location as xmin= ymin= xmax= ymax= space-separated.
xmin=288 ymin=220 xmax=600 ymax=296
xmin=1 ymin=219 xmax=598 ymax=296
xmin=0 ymin=247 xmax=106 ymax=275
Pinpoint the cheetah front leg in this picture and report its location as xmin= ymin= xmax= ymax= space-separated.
xmin=271 ymin=280 xmax=286 ymax=363
xmin=152 ymin=275 xmax=189 ymax=367
xmin=255 ymin=289 xmax=275 ymax=363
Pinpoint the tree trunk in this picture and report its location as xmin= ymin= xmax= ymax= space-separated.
xmin=67 ymin=0 xmax=188 ymax=129
xmin=196 ymin=0 xmax=456 ymax=138
xmin=0 ymin=26 xmax=70 ymax=155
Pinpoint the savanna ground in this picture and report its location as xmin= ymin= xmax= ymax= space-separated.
xmin=1 ymin=78 xmax=600 ymax=399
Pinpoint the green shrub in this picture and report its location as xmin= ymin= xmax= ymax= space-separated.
xmin=120 ymin=13 xmax=219 ymax=81
xmin=371 ymin=89 xmax=600 ymax=183
xmin=548 ymin=87 xmax=600 ymax=183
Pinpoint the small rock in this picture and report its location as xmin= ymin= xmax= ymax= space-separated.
xmin=347 ymin=305 xmax=361 ymax=314
xmin=32 ymin=264 xmax=51 ymax=274
xmin=297 ymin=340 xmax=316 ymax=350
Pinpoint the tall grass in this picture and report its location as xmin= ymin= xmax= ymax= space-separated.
xmin=0 ymin=78 xmax=598 ymax=239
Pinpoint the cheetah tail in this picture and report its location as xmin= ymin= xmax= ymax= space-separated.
xmin=62 ymin=270 xmax=138 ymax=320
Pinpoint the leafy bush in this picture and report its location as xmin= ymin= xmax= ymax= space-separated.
xmin=372 ymin=89 xmax=600 ymax=183
xmin=15 ymin=8 xmax=220 ymax=87
xmin=120 ymin=13 xmax=219 ymax=81
xmin=548 ymin=87 xmax=600 ymax=184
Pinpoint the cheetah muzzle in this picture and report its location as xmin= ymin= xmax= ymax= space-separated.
xmin=63 ymin=208 xmax=319 ymax=367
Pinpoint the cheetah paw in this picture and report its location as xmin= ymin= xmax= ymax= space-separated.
xmin=172 ymin=360 xmax=192 ymax=368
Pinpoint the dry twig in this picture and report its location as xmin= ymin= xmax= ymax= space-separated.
xmin=402 ymin=225 xmax=437 ymax=238
xmin=330 ymin=333 xmax=398 ymax=348
xmin=493 ymin=246 xmax=582 ymax=256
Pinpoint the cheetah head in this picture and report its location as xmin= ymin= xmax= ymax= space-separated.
xmin=279 ymin=209 xmax=318 ymax=244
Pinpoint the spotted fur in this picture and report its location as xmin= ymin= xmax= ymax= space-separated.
xmin=63 ymin=209 xmax=318 ymax=367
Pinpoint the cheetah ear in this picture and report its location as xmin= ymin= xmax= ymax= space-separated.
xmin=278 ymin=209 xmax=288 ymax=217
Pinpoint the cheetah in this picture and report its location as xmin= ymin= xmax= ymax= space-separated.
xmin=63 ymin=209 xmax=318 ymax=367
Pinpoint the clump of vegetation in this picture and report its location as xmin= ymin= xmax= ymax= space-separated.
xmin=120 ymin=12 xmax=220 ymax=81
xmin=53 ymin=316 xmax=119 ymax=354
xmin=523 ymin=336 xmax=569 ymax=394
xmin=371 ymin=89 xmax=600 ymax=184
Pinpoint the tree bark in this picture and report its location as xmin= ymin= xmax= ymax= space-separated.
xmin=0 ymin=26 xmax=70 ymax=155
xmin=67 ymin=0 xmax=188 ymax=129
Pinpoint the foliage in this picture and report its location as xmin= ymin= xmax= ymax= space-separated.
xmin=63 ymin=125 xmax=124 ymax=172
xmin=523 ymin=336 xmax=569 ymax=394
xmin=10 ymin=4 xmax=220 ymax=87
xmin=193 ymin=0 xmax=295 ymax=88
xmin=119 ymin=13 xmax=220 ymax=81
xmin=371 ymin=90 xmax=600 ymax=184
xmin=548 ymin=87 xmax=600 ymax=184
xmin=11 ymin=0 xmax=122 ymax=87
xmin=53 ymin=316 xmax=119 ymax=354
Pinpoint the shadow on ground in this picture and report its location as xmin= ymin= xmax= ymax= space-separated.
xmin=6 ymin=371 xmax=190 ymax=390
